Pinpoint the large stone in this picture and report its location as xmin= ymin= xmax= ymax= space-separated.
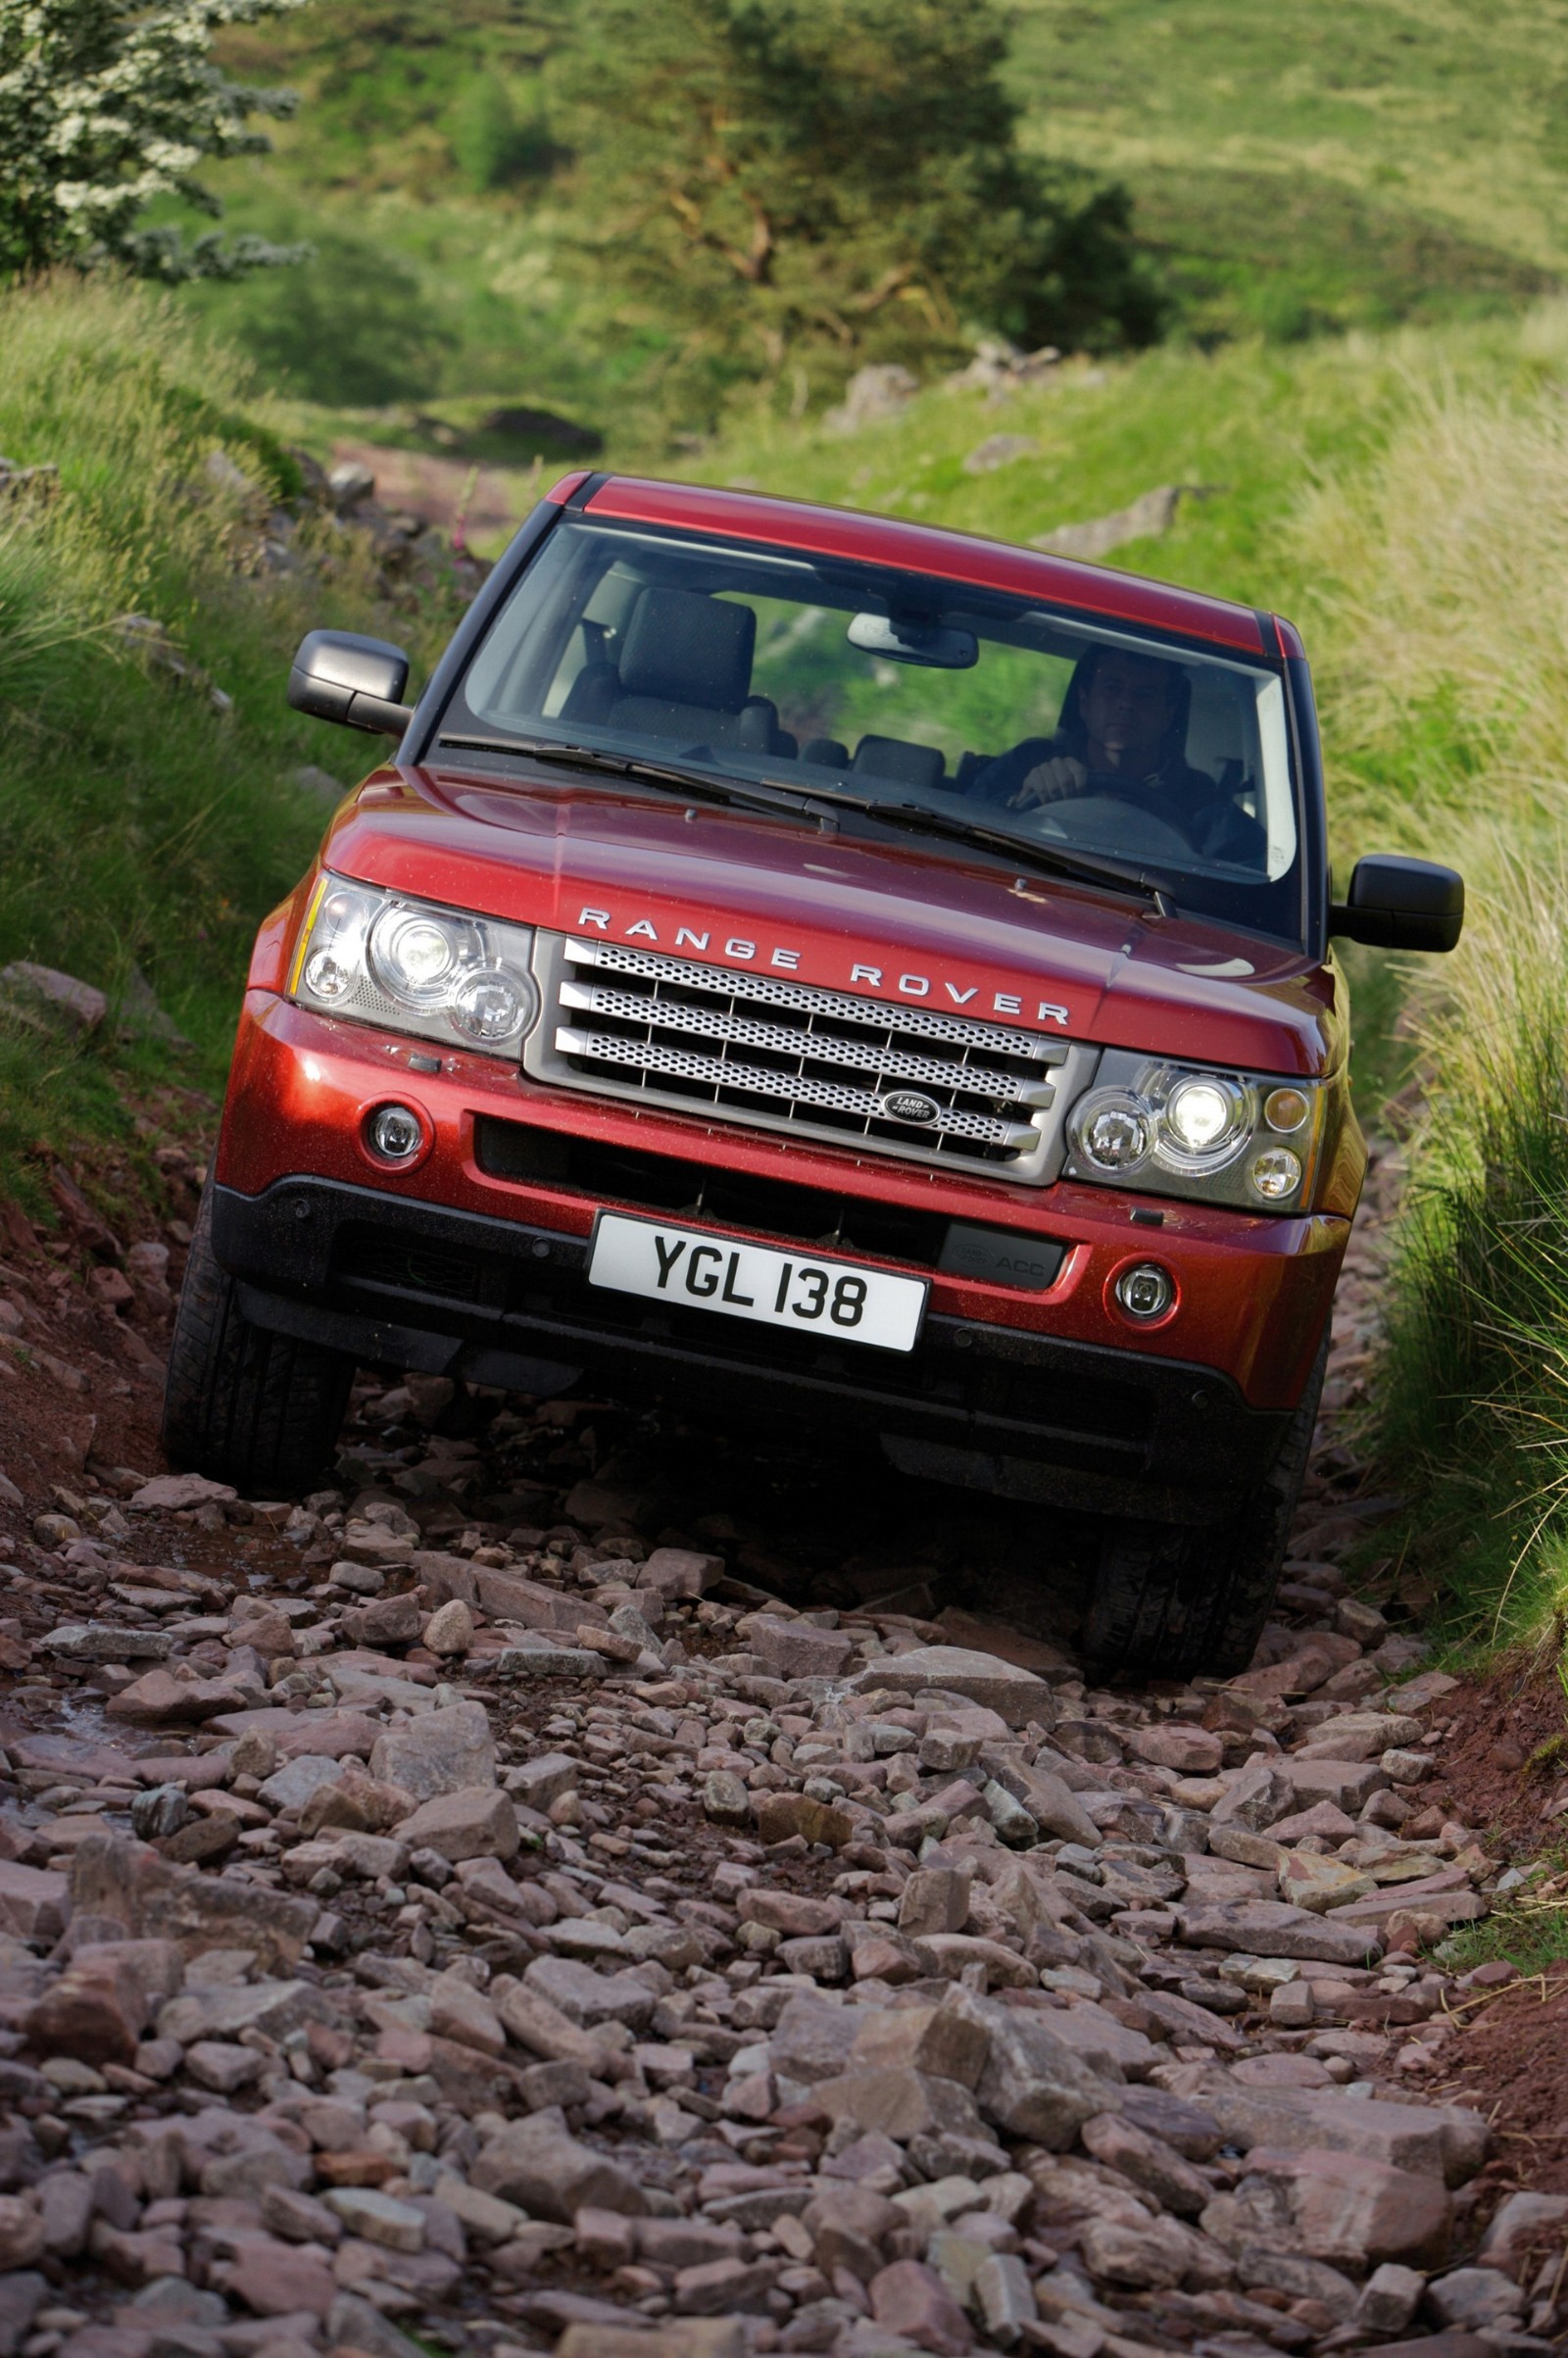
xmin=395 ymin=1787 xmax=518 ymax=1863
xmin=868 ymin=2259 xmax=973 ymax=2356
xmin=1226 ymin=2146 xmax=1452 ymax=2270
xmin=738 ymin=1889 xmax=842 ymax=1939
xmin=1081 ymin=2111 xmax=1213 ymax=2217
xmin=1174 ymin=1898 xmax=1381 ymax=1967
xmin=754 ymin=1792 xmax=855 ymax=1847
xmin=493 ymin=1978 xmax=627 ymax=2077
xmin=68 ymin=1835 xmax=317 ymax=1972
xmin=1424 ymin=2267 xmax=1525 ymax=2331
xmin=981 ymin=1757 xmax=1101 ymax=1847
xmin=24 ymin=1940 xmax=179 ymax=2064
xmin=44 ymin=1623 xmax=178 ymax=1662
xmin=1200 ymin=2086 xmax=1487 ymax=2186
xmin=0 ymin=1860 xmax=68 ymax=1940
xmin=850 ymin=2002 xmax=990 ymax=2090
xmin=770 ymin=1993 xmax=860 ymax=2086
xmin=127 ymin=1472 xmax=236 ymax=1511
xmin=369 ymin=1702 xmax=495 ymax=1802
xmin=215 ymin=2232 xmax=339 ymax=2318
xmin=475 ymin=1569 xmax=595 ymax=1632
xmin=1323 ymin=1868 xmax=1486 ymax=1934
xmin=428 ymin=1971 xmax=506 ymax=2057
xmin=702 ymin=1772 xmax=752 ymax=1828
xmin=899 ymin=1867 xmax=972 ymax=1938
xmin=637 ymin=1546 xmax=721 ymax=1598
xmin=505 ymin=1751 xmax=579 ymax=1811
xmin=106 ymin=1668 xmax=240 ymax=1726
xmin=852 ymin=1646 xmax=1050 ymax=1725
xmin=1479 ymin=2190 xmax=1568 ymax=2281
xmin=1209 ymin=1758 xmax=1295 ymax=1832
xmin=522 ymin=1954 xmax=657 ymax=2034
xmin=1277 ymin=1757 xmax=1390 ymax=1812
xmin=470 ymin=2116 xmax=649 ymax=2221
xmin=1295 ymin=1711 xmax=1426 ymax=1761
xmin=812 ymin=2066 xmax=988 ymax=2146
xmin=947 ymin=1986 xmax=1121 ymax=2149
xmin=1277 ymin=1852 xmax=1376 ymax=1913
xmin=1080 ymin=2211 xmax=1220 ymax=2291
xmin=1123 ymin=1722 xmax=1223 ymax=1775
xmin=257 ymin=1756 xmax=345 ymax=1814
xmin=745 ymin=1616 xmax=855 ymax=1682
xmin=157 ymin=1979 xmax=328 ymax=2046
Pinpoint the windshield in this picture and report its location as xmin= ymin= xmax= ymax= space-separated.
xmin=443 ymin=516 xmax=1303 ymax=942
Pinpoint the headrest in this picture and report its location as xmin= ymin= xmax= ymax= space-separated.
xmin=617 ymin=588 xmax=756 ymax=713
xmin=852 ymin=735 xmax=946 ymax=793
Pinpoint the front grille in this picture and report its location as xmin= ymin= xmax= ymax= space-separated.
xmin=525 ymin=935 xmax=1097 ymax=1184
xmin=334 ymin=1225 xmax=486 ymax=1303
xmin=473 ymin=1115 xmax=956 ymax=1268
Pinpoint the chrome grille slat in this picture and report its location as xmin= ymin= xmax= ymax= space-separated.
xmin=553 ymin=1027 xmax=1042 ymax=1147
xmin=523 ymin=932 xmax=1100 ymax=1187
xmin=558 ymin=980 xmax=1054 ymax=1104
xmin=566 ymin=937 xmax=1059 ymax=1058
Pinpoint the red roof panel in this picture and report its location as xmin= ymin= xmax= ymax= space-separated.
xmin=582 ymin=474 xmax=1270 ymax=657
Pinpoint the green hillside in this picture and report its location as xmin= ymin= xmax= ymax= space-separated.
xmin=171 ymin=0 xmax=1565 ymax=450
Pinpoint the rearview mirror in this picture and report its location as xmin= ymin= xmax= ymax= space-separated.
xmin=1330 ymin=855 xmax=1464 ymax=953
xmin=288 ymin=630 xmax=415 ymax=735
xmin=847 ymin=612 xmax=978 ymax=668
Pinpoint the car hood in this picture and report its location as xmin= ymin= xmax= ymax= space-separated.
xmin=323 ymin=764 xmax=1344 ymax=1079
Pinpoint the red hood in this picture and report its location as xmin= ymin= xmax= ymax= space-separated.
xmin=322 ymin=764 xmax=1343 ymax=1080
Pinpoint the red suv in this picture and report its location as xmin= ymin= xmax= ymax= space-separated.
xmin=163 ymin=473 xmax=1461 ymax=1678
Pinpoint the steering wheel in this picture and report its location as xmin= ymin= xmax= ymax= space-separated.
xmin=1026 ymin=792 xmax=1193 ymax=862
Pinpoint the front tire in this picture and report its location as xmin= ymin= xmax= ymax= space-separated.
xmin=1080 ymin=1331 xmax=1329 ymax=1684
xmin=161 ymin=1187 xmax=356 ymax=1495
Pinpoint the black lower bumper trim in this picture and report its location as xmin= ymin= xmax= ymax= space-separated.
xmin=213 ymin=1175 xmax=1293 ymax=1521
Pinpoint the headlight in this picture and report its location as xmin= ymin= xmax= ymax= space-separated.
xmin=1067 ymin=1052 xmax=1325 ymax=1210
xmin=289 ymin=875 xmax=539 ymax=1057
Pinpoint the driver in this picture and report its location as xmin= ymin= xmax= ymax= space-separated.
xmin=977 ymin=644 xmax=1261 ymax=861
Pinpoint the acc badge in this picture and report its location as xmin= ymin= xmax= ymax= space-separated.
xmin=881 ymin=1090 xmax=942 ymax=1124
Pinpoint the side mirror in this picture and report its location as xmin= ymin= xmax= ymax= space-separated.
xmin=1330 ymin=854 xmax=1464 ymax=953
xmin=288 ymin=630 xmax=415 ymax=736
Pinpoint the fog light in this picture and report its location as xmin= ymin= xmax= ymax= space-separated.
xmin=368 ymin=1103 xmax=423 ymax=1161
xmin=1114 ymin=1261 xmax=1174 ymax=1321
xmin=1250 ymin=1146 xmax=1302 ymax=1201
xmin=1264 ymin=1087 xmax=1309 ymax=1133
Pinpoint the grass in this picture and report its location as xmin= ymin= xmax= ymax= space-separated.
xmin=129 ymin=0 xmax=1568 ymax=449
xmin=1440 ymin=1853 xmax=1568 ymax=1979
xmin=0 ymin=274 xmax=465 ymax=1212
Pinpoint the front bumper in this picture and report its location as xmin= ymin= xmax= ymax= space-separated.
xmin=217 ymin=1172 xmax=1293 ymax=1526
xmin=213 ymin=993 xmax=1350 ymax=1521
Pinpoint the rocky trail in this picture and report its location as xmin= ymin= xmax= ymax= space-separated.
xmin=0 ymin=1124 xmax=1565 ymax=2358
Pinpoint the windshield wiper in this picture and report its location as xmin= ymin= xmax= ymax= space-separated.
xmin=437 ymin=732 xmax=1164 ymax=907
xmin=775 ymin=783 xmax=1166 ymax=908
xmin=435 ymin=733 xmax=832 ymax=823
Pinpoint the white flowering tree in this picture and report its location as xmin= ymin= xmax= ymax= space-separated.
xmin=0 ymin=0 xmax=310 ymax=280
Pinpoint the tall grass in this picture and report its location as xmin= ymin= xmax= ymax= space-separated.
xmin=0 ymin=274 xmax=463 ymax=1209
xmin=1292 ymin=332 xmax=1568 ymax=1646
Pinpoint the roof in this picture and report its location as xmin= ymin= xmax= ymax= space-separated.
xmin=545 ymin=470 xmax=1276 ymax=659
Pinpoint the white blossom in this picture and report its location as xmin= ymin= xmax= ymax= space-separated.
xmin=0 ymin=0 xmax=310 ymax=277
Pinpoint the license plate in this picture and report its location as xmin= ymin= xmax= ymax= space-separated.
xmin=586 ymin=1211 xmax=927 ymax=1352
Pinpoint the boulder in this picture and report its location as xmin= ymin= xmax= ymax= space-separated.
xmin=852 ymin=1646 xmax=1050 ymax=1725
xmin=369 ymin=1702 xmax=495 ymax=1802
xmin=395 ymin=1787 xmax=518 ymax=1863
xmin=470 ymin=2116 xmax=649 ymax=2221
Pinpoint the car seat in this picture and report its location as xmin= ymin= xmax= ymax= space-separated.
xmin=852 ymin=735 xmax=947 ymax=793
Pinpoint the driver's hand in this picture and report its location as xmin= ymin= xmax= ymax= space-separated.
xmin=1010 ymin=756 xmax=1087 ymax=811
